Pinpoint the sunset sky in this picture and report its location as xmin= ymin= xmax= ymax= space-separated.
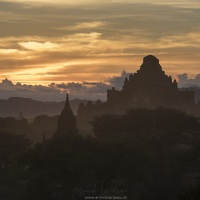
xmin=0 ymin=0 xmax=200 ymax=100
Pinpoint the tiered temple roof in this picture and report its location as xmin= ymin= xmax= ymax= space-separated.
xmin=107 ymin=55 xmax=189 ymax=109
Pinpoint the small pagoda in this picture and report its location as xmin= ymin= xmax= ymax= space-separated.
xmin=57 ymin=94 xmax=77 ymax=135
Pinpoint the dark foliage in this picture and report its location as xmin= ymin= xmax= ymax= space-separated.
xmin=0 ymin=108 xmax=200 ymax=200
xmin=92 ymin=108 xmax=199 ymax=138
xmin=30 ymin=115 xmax=59 ymax=140
xmin=0 ymin=117 xmax=30 ymax=135
xmin=0 ymin=132 xmax=30 ymax=200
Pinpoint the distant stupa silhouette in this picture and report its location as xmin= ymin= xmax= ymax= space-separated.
xmin=56 ymin=93 xmax=77 ymax=135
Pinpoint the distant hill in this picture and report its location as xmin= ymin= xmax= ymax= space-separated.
xmin=0 ymin=97 xmax=89 ymax=118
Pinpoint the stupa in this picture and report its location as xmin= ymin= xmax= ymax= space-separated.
xmin=57 ymin=94 xmax=77 ymax=135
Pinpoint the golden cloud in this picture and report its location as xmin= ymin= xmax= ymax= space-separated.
xmin=18 ymin=41 xmax=59 ymax=51
xmin=0 ymin=29 xmax=199 ymax=84
xmin=62 ymin=21 xmax=107 ymax=30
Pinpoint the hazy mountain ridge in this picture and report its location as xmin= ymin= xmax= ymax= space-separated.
xmin=0 ymin=85 xmax=199 ymax=118
xmin=0 ymin=97 xmax=89 ymax=118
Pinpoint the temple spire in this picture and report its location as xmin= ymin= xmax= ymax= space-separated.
xmin=56 ymin=92 xmax=77 ymax=135
xmin=65 ymin=93 xmax=70 ymax=109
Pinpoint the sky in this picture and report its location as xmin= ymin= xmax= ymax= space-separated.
xmin=0 ymin=0 xmax=200 ymax=101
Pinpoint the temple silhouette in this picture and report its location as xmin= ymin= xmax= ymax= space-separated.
xmin=56 ymin=93 xmax=77 ymax=134
xmin=76 ymin=55 xmax=196 ymax=133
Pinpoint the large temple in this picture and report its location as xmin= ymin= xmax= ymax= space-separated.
xmin=106 ymin=55 xmax=194 ymax=110
xmin=77 ymin=55 xmax=196 ymax=133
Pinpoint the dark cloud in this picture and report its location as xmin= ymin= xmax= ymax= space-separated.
xmin=56 ymin=82 xmax=87 ymax=91
xmin=107 ymin=70 xmax=130 ymax=90
xmin=1 ymin=78 xmax=14 ymax=86
xmin=0 ymin=1 xmax=199 ymax=38
xmin=0 ymin=71 xmax=130 ymax=101
xmin=87 ymin=82 xmax=110 ymax=93
xmin=178 ymin=73 xmax=200 ymax=103
xmin=1 ymin=71 xmax=200 ymax=102
xmin=0 ymin=78 xmax=65 ymax=101
xmin=178 ymin=73 xmax=200 ymax=87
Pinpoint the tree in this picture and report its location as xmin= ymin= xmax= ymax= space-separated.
xmin=0 ymin=131 xmax=30 ymax=200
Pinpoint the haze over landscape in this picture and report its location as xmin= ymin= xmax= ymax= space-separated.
xmin=0 ymin=0 xmax=200 ymax=101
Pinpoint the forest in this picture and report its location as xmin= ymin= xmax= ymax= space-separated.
xmin=0 ymin=108 xmax=200 ymax=200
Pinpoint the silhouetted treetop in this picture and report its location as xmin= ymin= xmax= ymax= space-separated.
xmin=92 ymin=108 xmax=199 ymax=138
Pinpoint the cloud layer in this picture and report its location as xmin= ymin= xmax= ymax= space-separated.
xmin=1 ymin=70 xmax=200 ymax=102
xmin=0 ymin=71 xmax=130 ymax=101
xmin=178 ymin=73 xmax=200 ymax=87
xmin=0 ymin=0 xmax=199 ymax=91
